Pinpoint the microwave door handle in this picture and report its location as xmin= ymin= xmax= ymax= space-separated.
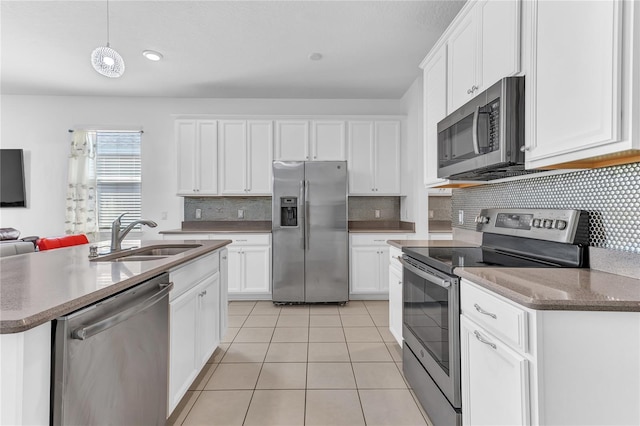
xmin=472 ymin=105 xmax=481 ymax=155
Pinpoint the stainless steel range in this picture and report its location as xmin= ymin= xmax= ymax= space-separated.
xmin=401 ymin=208 xmax=590 ymax=426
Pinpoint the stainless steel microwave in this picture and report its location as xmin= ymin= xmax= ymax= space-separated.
xmin=437 ymin=76 xmax=528 ymax=181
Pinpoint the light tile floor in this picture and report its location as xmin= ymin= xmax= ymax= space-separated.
xmin=168 ymin=300 xmax=432 ymax=426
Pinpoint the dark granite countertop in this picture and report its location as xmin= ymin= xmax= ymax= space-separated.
xmin=0 ymin=239 xmax=231 ymax=334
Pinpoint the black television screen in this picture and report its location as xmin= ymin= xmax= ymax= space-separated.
xmin=1 ymin=149 xmax=27 ymax=207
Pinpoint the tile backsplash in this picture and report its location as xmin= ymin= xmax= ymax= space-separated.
xmin=184 ymin=196 xmax=402 ymax=222
xmin=428 ymin=196 xmax=452 ymax=221
xmin=348 ymin=196 xmax=401 ymax=221
xmin=451 ymin=162 xmax=640 ymax=253
xmin=185 ymin=197 xmax=272 ymax=221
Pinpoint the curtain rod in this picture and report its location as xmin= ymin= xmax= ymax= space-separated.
xmin=68 ymin=129 xmax=144 ymax=133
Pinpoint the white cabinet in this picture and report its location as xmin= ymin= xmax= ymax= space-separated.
xmin=461 ymin=315 xmax=530 ymax=426
xmin=168 ymin=251 xmax=222 ymax=415
xmin=422 ymin=46 xmax=449 ymax=187
xmin=275 ymin=120 xmax=346 ymax=161
xmin=349 ymin=234 xmax=406 ymax=299
xmin=219 ymin=248 xmax=228 ymax=339
xmin=176 ymin=120 xmax=218 ymax=195
xmin=446 ymin=0 xmax=520 ymax=113
xmin=388 ymin=246 xmax=403 ymax=346
xmin=525 ymin=0 xmax=640 ymax=169
xmin=219 ymin=120 xmax=273 ymax=195
xmin=460 ymin=278 xmax=640 ymax=426
xmin=347 ymin=121 xmax=401 ymax=195
xmin=218 ymin=234 xmax=271 ymax=300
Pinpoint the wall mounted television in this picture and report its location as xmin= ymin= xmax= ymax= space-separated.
xmin=1 ymin=149 xmax=27 ymax=207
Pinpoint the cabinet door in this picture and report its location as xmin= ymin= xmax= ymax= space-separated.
xmin=242 ymin=246 xmax=271 ymax=293
xmin=226 ymin=246 xmax=243 ymax=293
xmin=219 ymin=248 xmax=228 ymax=339
xmin=350 ymin=246 xmax=381 ymax=293
xmin=347 ymin=121 xmax=374 ymax=194
xmin=196 ymin=273 xmax=220 ymax=367
xmin=374 ymin=121 xmax=401 ymax=194
xmin=378 ymin=246 xmax=390 ymax=292
xmin=479 ymin=0 xmax=520 ymax=90
xmin=247 ymin=121 xmax=273 ymax=194
xmin=311 ymin=121 xmax=346 ymax=161
xmin=274 ymin=120 xmax=309 ymax=161
xmin=176 ymin=120 xmax=197 ymax=195
xmin=461 ymin=316 xmax=530 ymax=426
xmin=169 ymin=287 xmax=199 ymax=414
xmin=219 ymin=120 xmax=247 ymax=194
xmin=388 ymin=265 xmax=403 ymax=346
xmin=423 ymin=46 xmax=448 ymax=187
xmin=527 ymin=1 xmax=622 ymax=165
xmin=447 ymin=10 xmax=480 ymax=113
xmin=197 ymin=120 xmax=218 ymax=195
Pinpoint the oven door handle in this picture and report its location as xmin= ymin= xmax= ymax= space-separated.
xmin=399 ymin=258 xmax=451 ymax=289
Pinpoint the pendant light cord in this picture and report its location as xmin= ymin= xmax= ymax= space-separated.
xmin=106 ymin=0 xmax=110 ymax=47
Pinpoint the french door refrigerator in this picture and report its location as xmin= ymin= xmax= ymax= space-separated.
xmin=272 ymin=161 xmax=348 ymax=303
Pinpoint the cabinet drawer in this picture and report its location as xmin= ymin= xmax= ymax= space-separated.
xmin=461 ymin=279 xmax=528 ymax=353
xmin=170 ymin=251 xmax=220 ymax=300
xmin=350 ymin=234 xmax=407 ymax=246
xmin=214 ymin=233 xmax=270 ymax=246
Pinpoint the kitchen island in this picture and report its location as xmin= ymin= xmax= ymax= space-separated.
xmin=0 ymin=239 xmax=231 ymax=425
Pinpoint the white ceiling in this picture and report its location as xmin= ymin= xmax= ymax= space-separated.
xmin=1 ymin=1 xmax=465 ymax=99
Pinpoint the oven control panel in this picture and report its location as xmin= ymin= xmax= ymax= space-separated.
xmin=475 ymin=208 xmax=589 ymax=244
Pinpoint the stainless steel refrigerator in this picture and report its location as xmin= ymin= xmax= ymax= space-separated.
xmin=272 ymin=161 xmax=348 ymax=303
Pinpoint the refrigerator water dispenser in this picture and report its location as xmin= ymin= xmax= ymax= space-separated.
xmin=280 ymin=197 xmax=298 ymax=227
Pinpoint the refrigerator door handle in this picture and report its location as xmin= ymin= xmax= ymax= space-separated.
xmin=304 ymin=180 xmax=310 ymax=250
xmin=300 ymin=180 xmax=305 ymax=250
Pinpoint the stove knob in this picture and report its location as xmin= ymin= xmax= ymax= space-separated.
xmin=555 ymin=220 xmax=568 ymax=230
xmin=532 ymin=218 xmax=542 ymax=228
xmin=543 ymin=219 xmax=554 ymax=229
xmin=475 ymin=215 xmax=490 ymax=224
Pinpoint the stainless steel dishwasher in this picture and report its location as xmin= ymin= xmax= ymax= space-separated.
xmin=52 ymin=273 xmax=172 ymax=425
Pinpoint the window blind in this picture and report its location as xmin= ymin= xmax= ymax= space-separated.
xmin=96 ymin=131 xmax=142 ymax=230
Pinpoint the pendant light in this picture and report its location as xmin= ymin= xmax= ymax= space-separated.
xmin=91 ymin=0 xmax=125 ymax=78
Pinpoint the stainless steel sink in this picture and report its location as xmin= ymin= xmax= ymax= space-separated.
xmin=91 ymin=244 xmax=202 ymax=262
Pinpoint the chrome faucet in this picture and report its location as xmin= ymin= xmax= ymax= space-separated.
xmin=110 ymin=212 xmax=158 ymax=252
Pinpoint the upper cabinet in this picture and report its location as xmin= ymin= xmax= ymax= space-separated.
xmin=423 ymin=45 xmax=449 ymax=187
xmin=176 ymin=120 xmax=218 ymax=195
xmin=219 ymin=120 xmax=273 ymax=195
xmin=348 ymin=121 xmax=401 ymax=195
xmin=524 ymin=0 xmax=640 ymax=169
xmin=274 ymin=120 xmax=346 ymax=161
xmin=447 ymin=0 xmax=521 ymax=113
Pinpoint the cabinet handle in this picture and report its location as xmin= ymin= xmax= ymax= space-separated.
xmin=520 ymin=146 xmax=531 ymax=152
xmin=222 ymin=256 xmax=227 ymax=260
xmin=474 ymin=330 xmax=497 ymax=349
xmin=199 ymin=290 xmax=207 ymax=297
xmin=398 ymin=280 xmax=402 ymax=285
xmin=236 ymin=239 xmax=247 ymax=242
xmin=474 ymin=303 xmax=497 ymax=319
xmin=313 ymin=156 xmax=317 ymax=159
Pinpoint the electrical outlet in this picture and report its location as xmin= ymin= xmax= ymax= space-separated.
xmin=374 ymin=209 xmax=381 ymax=219
xmin=458 ymin=210 xmax=464 ymax=225
xmin=429 ymin=210 xmax=434 ymax=219
xmin=195 ymin=209 xmax=202 ymax=219
xmin=238 ymin=209 xmax=244 ymax=219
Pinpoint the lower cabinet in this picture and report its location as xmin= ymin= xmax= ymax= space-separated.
xmin=461 ymin=278 xmax=640 ymax=426
xmin=460 ymin=315 xmax=530 ymax=426
xmin=349 ymin=234 xmax=406 ymax=299
xmin=388 ymin=246 xmax=403 ymax=346
xmin=168 ymin=251 xmax=222 ymax=416
xmin=220 ymin=234 xmax=271 ymax=300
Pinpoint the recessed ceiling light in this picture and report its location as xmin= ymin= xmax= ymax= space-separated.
xmin=143 ymin=50 xmax=163 ymax=61
xmin=308 ymin=52 xmax=323 ymax=61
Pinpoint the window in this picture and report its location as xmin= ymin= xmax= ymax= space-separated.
xmin=95 ymin=131 xmax=142 ymax=230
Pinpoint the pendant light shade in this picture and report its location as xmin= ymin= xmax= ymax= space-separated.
xmin=91 ymin=0 xmax=125 ymax=78
xmin=91 ymin=45 xmax=125 ymax=78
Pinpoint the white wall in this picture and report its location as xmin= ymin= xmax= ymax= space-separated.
xmin=399 ymin=75 xmax=428 ymax=237
xmin=0 ymin=95 xmax=403 ymax=238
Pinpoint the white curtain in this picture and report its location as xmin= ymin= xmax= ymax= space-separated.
xmin=64 ymin=131 xmax=98 ymax=240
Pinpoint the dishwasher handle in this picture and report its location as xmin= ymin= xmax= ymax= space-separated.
xmin=72 ymin=282 xmax=173 ymax=340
